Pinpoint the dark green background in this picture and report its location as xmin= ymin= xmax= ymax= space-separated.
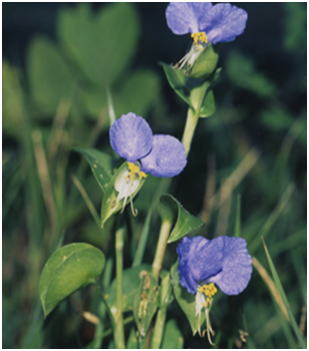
xmin=3 ymin=2 xmax=307 ymax=349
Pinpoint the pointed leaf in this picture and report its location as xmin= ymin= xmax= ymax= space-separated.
xmin=160 ymin=62 xmax=193 ymax=109
xmin=74 ymin=147 xmax=113 ymax=191
xmin=39 ymin=243 xmax=105 ymax=317
xmin=160 ymin=194 xmax=205 ymax=243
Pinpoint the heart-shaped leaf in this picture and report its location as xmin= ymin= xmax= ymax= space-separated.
xmin=39 ymin=243 xmax=105 ymax=317
xmin=74 ymin=147 xmax=113 ymax=192
xmin=159 ymin=194 xmax=205 ymax=243
xmin=58 ymin=3 xmax=139 ymax=86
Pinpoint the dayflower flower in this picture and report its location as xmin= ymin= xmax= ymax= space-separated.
xmin=177 ymin=235 xmax=252 ymax=343
xmin=109 ymin=112 xmax=187 ymax=211
xmin=165 ymin=2 xmax=248 ymax=70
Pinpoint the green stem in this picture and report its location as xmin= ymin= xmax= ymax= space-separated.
xmin=152 ymin=218 xmax=172 ymax=279
xmin=181 ymin=82 xmax=209 ymax=155
xmin=114 ymin=226 xmax=125 ymax=349
xmin=151 ymin=273 xmax=171 ymax=348
xmin=151 ymin=308 xmax=167 ymax=348
xmin=133 ymin=178 xmax=170 ymax=268
xmin=181 ymin=107 xmax=199 ymax=155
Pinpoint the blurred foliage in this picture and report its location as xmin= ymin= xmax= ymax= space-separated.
xmin=3 ymin=2 xmax=306 ymax=349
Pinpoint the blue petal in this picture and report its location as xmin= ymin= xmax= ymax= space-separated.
xmin=177 ymin=236 xmax=224 ymax=294
xmin=166 ymin=2 xmax=213 ymax=35
xmin=209 ymin=237 xmax=252 ymax=295
xmin=201 ymin=3 xmax=248 ymax=44
xmin=140 ymin=134 xmax=187 ymax=177
xmin=109 ymin=112 xmax=153 ymax=162
xmin=177 ymin=236 xmax=203 ymax=294
xmin=177 ymin=235 xmax=252 ymax=295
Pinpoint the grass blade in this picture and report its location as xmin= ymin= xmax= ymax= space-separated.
xmin=262 ymin=238 xmax=306 ymax=348
xmin=234 ymin=194 xmax=242 ymax=237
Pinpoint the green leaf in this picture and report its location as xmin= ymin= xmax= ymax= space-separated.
xmin=39 ymin=243 xmax=105 ymax=317
xmin=105 ymin=264 xmax=151 ymax=312
xmin=74 ymin=147 xmax=113 ymax=192
xmin=27 ymin=36 xmax=74 ymax=116
xmin=226 ymin=52 xmax=276 ymax=98
xmin=162 ymin=320 xmax=184 ymax=349
xmin=3 ymin=62 xmax=25 ymax=138
xmin=260 ymin=105 xmax=293 ymax=131
xmin=127 ymin=328 xmax=139 ymax=349
xmin=159 ymin=194 xmax=205 ymax=243
xmin=115 ymin=69 xmax=161 ymax=117
xmin=190 ymin=44 xmax=219 ymax=79
xmin=160 ymin=62 xmax=193 ymax=108
xmin=133 ymin=271 xmax=159 ymax=337
xmin=262 ymin=239 xmax=306 ymax=348
xmin=58 ymin=3 xmax=139 ymax=86
xmin=199 ymin=90 xmax=216 ymax=118
xmin=80 ymin=86 xmax=108 ymax=119
xmin=170 ymin=262 xmax=203 ymax=335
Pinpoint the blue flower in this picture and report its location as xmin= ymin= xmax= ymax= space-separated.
xmin=177 ymin=235 xmax=252 ymax=342
xmin=109 ymin=113 xmax=187 ymax=208
xmin=177 ymin=235 xmax=252 ymax=296
xmin=166 ymin=2 xmax=248 ymax=45
xmin=109 ymin=112 xmax=187 ymax=178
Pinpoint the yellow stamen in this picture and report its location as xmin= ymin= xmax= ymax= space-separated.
xmin=127 ymin=162 xmax=140 ymax=173
xmin=127 ymin=162 xmax=148 ymax=180
xmin=191 ymin=32 xmax=209 ymax=45
xmin=198 ymin=283 xmax=218 ymax=298
xmin=139 ymin=171 xmax=147 ymax=179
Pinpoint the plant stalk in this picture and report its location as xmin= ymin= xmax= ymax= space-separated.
xmin=181 ymin=82 xmax=209 ymax=155
xmin=152 ymin=218 xmax=172 ymax=279
xmin=114 ymin=226 xmax=125 ymax=348
xmin=151 ymin=273 xmax=171 ymax=348
xmin=151 ymin=308 xmax=167 ymax=348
